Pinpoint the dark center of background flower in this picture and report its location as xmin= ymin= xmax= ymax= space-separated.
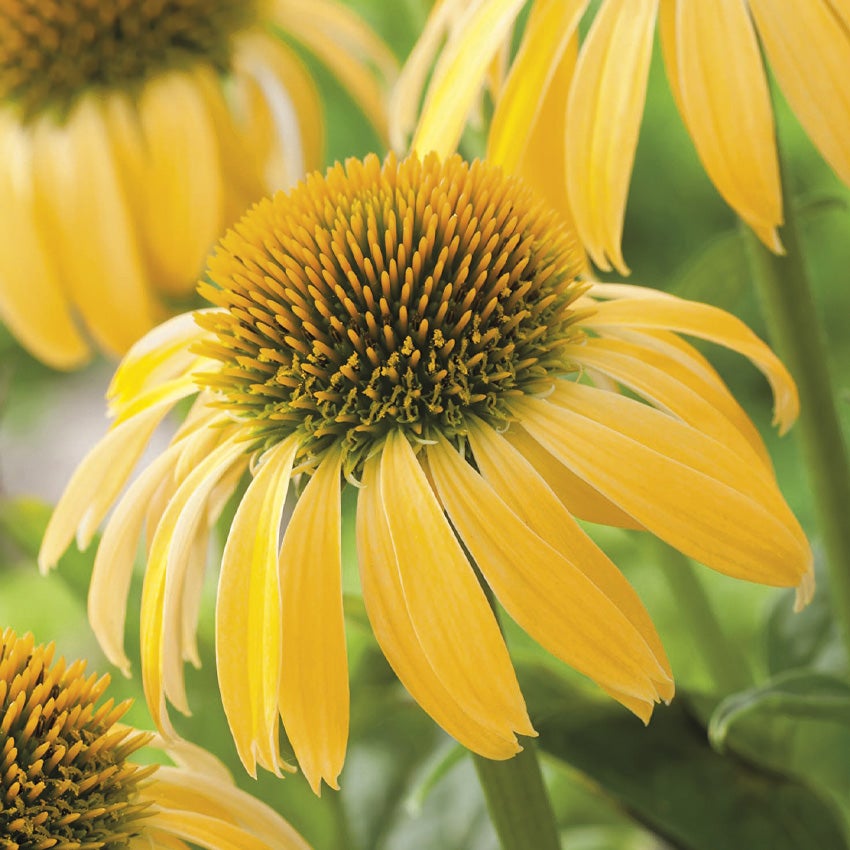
xmin=0 ymin=0 xmax=255 ymax=120
xmin=0 ymin=629 xmax=154 ymax=847
xmin=197 ymin=153 xmax=586 ymax=475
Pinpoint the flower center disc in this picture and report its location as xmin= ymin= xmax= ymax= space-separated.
xmin=0 ymin=0 xmax=254 ymax=119
xmin=197 ymin=153 xmax=587 ymax=475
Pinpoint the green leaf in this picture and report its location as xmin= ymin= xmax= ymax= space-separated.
xmin=523 ymin=664 xmax=848 ymax=850
xmin=709 ymin=670 xmax=850 ymax=750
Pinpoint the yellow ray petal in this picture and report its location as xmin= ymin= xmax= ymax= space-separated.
xmin=597 ymin=326 xmax=771 ymax=465
xmin=749 ymin=0 xmax=850 ymax=188
xmin=356 ymin=455 xmax=521 ymax=759
xmin=217 ymin=436 xmax=299 ymax=777
xmin=380 ymin=430 xmax=533 ymax=738
xmin=467 ymin=419 xmax=673 ymax=692
xmin=566 ymin=0 xmax=658 ymax=272
xmin=583 ymin=287 xmax=799 ymax=432
xmin=430 ymin=431 xmax=670 ymax=707
xmin=514 ymin=387 xmax=811 ymax=587
xmin=671 ymin=0 xmax=781 ymax=236
xmin=488 ymin=0 xmax=586 ymax=172
xmin=279 ymin=448 xmax=348 ymax=794
xmin=150 ymin=768 xmax=310 ymax=850
xmin=0 ymin=115 xmax=89 ymax=369
xmin=38 ymin=397 xmax=183 ymax=573
xmin=31 ymin=95 xmax=156 ymax=355
xmin=504 ymin=426 xmax=642 ymax=529
xmin=137 ymin=71 xmax=223 ymax=297
xmin=90 ymin=443 xmax=185 ymax=675
xmin=273 ymin=0 xmax=396 ymax=142
xmin=148 ymin=809 xmax=299 ymax=850
xmin=141 ymin=437 xmax=247 ymax=734
xmin=566 ymin=336 xmax=771 ymax=471
xmin=412 ymin=0 xmax=529 ymax=157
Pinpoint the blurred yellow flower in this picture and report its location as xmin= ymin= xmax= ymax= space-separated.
xmin=405 ymin=0 xmax=850 ymax=272
xmin=0 ymin=627 xmax=310 ymax=849
xmin=0 ymin=0 xmax=395 ymax=369
xmin=40 ymin=153 xmax=812 ymax=794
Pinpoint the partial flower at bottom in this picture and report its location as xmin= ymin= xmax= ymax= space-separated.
xmin=0 ymin=0 xmax=395 ymax=368
xmin=40 ymin=152 xmax=813 ymax=794
xmin=0 ymin=628 xmax=309 ymax=850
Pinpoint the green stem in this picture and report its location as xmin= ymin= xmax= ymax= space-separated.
xmin=655 ymin=540 xmax=752 ymax=693
xmin=740 ymin=182 xmax=850 ymax=662
xmin=473 ymin=743 xmax=561 ymax=850
xmin=471 ymin=565 xmax=561 ymax=850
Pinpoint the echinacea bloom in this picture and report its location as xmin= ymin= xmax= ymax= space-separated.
xmin=0 ymin=0 xmax=395 ymax=369
xmin=0 ymin=628 xmax=310 ymax=849
xmin=40 ymin=152 xmax=812 ymax=794
xmin=404 ymin=0 xmax=850 ymax=272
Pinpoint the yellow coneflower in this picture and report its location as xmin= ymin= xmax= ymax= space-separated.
xmin=40 ymin=152 xmax=812 ymax=794
xmin=0 ymin=0 xmax=395 ymax=369
xmin=404 ymin=0 xmax=850 ymax=272
xmin=0 ymin=628 xmax=310 ymax=849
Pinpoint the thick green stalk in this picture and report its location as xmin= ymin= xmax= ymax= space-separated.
xmin=654 ymin=540 xmax=752 ymax=693
xmin=741 ymin=190 xmax=850 ymax=661
xmin=473 ymin=743 xmax=561 ymax=850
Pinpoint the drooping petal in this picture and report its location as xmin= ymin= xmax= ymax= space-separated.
xmin=136 ymin=70 xmax=223 ymax=297
xmin=667 ymin=0 xmax=781 ymax=239
xmin=379 ymin=430 xmax=533 ymax=738
xmin=430 ymin=430 xmax=670 ymax=709
xmin=749 ymin=0 xmax=850 ymax=189
xmin=565 ymin=0 xmax=658 ymax=272
xmin=279 ymin=447 xmax=348 ymax=793
xmin=146 ymin=809 xmax=296 ymax=850
xmin=487 ymin=0 xmax=585 ymax=172
xmin=412 ymin=0 xmax=529 ymax=157
xmin=356 ymin=454 xmax=521 ymax=759
xmin=31 ymin=94 xmax=156 ymax=355
xmin=504 ymin=426 xmax=642 ymax=529
xmin=140 ymin=436 xmax=247 ymax=733
xmin=217 ymin=435 xmax=299 ymax=777
xmin=0 ymin=114 xmax=89 ymax=369
xmin=514 ymin=385 xmax=811 ymax=587
xmin=565 ymin=336 xmax=771 ymax=470
xmin=583 ymin=287 xmax=799 ymax=432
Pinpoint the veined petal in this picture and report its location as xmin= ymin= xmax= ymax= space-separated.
xmin=31 ymin=94 xmax=156 ymax=355
xmin=39 ymin=397 xmax=182 ymax=573
xmin=412 ymin=0 xmax=528 ymax=157
xmin=431 ymin=429 xmax=671 ymax=708
xmin=488 ymin=0 xmax=585 ymax=172
xmin=749 ymin=0 xmax=850 ymax=188
xmin=137 ymin=70 xmax=223 ymax=297
xmin=504 ymin=426 xmax=642 ymax=529
xmin=273 ymin=0 xmax=395 ymax=142
xmin=217 ymin=435 xmax=300 ymax=777
xmin=150 ymin=767 xmax=310 ymax=850
xmin=141 ymin=436 xmax=247 ymax=734
xmin=583 ymin=288 xmax=799 ymax=432
xmin=380 ymin=430 xmax=533 ymax=738
xmin=514 ymin=386 xmax=811 ymax=587
xmin=566 ymin=0 xmax=658 ymax=272
xmin=0 ymin=115 xmax=89 ymax=369
xmin=566 ymin=336 xmax=771 ymax=470
xmin=90 ymin=443 xmax=185 ymax=675
xmin=671 ymin=0 xmax=781 ymax=236
xmin=147 ymin=809 xmax=298 ymax=850
xmin=279 ymin=447 xmax=348 ymax=794
xmin=356 ymin=455 xmax=521 ymax=759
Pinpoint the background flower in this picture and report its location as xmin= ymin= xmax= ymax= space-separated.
xmin=404 ymin=0 xmax=850 ymax=272
xmin=0 ymin=0 xmax=395 ymax=369
xmin=39 ymin=153 xmax=811 ymax=796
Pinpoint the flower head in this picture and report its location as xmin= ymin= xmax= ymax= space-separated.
xmin=404 ymin=0 xmax=850 ymax=272
xmin=0 ymin=627 xmax=309 ymax=849
xmin=40 ymin=152 xmax=812 ymax=794
xmin=0 ymin=0 xmax=395 ymax=369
